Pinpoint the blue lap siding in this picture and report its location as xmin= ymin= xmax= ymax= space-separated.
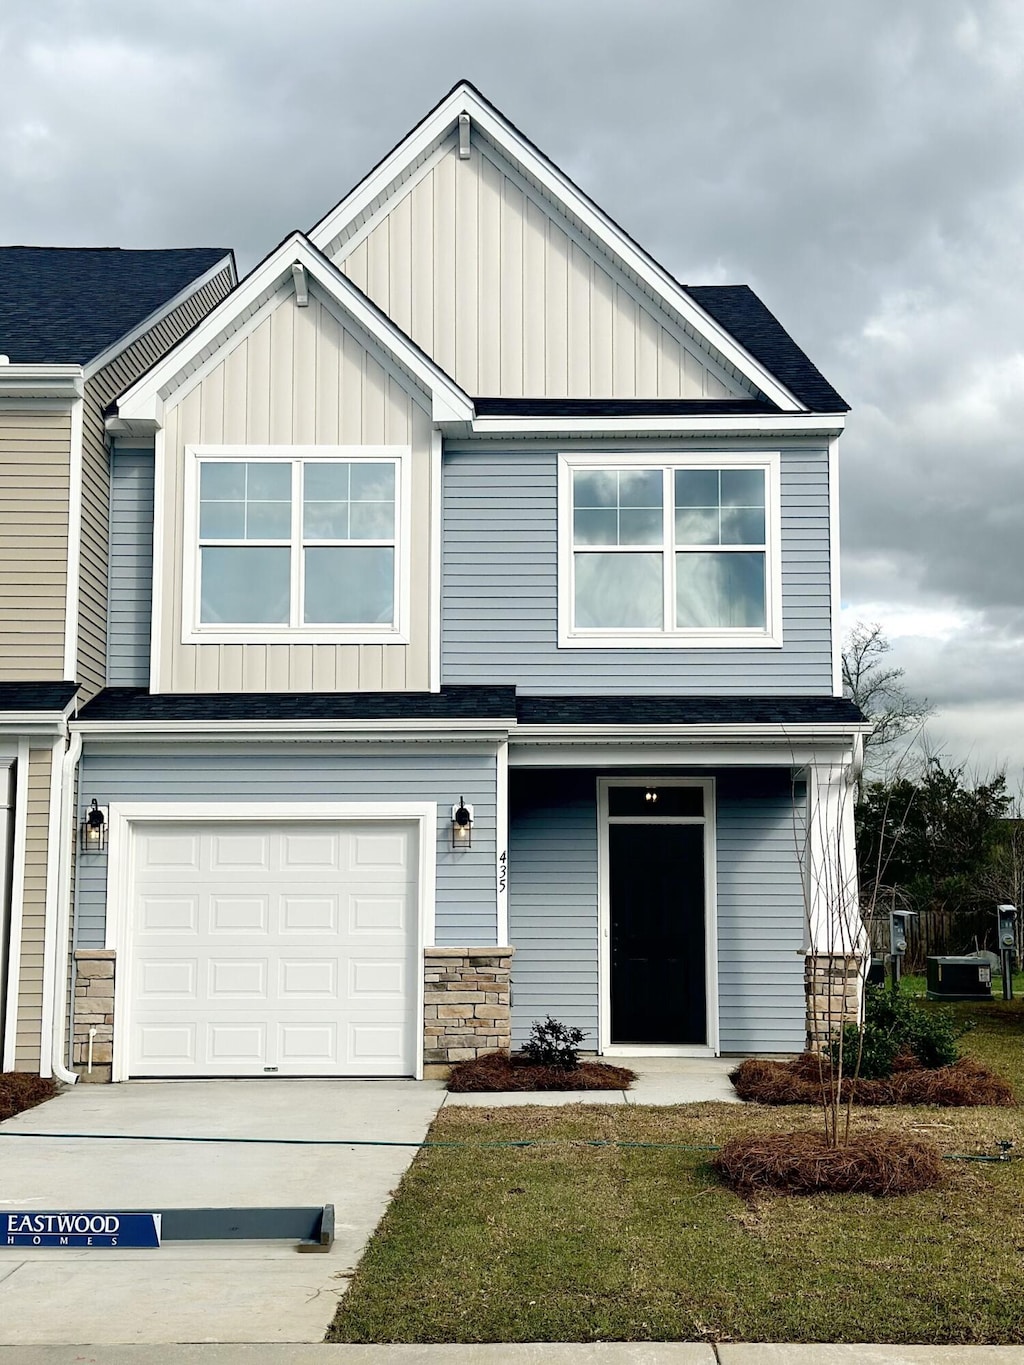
xmin=74 ymin=749 xmax=498 ymax=949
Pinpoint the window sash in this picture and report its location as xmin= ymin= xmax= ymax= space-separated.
xmin=569 ymin=464 xmax=770 ymax=635
xmin=195 ymin=456 xmax=400 ymax=631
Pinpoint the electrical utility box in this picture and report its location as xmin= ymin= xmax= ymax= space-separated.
xmin=926 ymin=955 xmax=993 ymax=1001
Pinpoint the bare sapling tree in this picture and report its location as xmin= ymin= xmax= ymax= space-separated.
xmin=842 ymin=622 xmax=933 ymax=777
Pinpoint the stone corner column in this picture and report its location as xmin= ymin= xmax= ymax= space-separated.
xmin=72 ymin=949 xmax=116 ymax=1084
xmin=423 ymin=946 xmax=514 ymax=1079
xmin=804 ymin=951 xmax=863 ymax=1053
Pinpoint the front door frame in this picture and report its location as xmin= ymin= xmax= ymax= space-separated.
xmin=598 ymin=777 xmax=719 ymax=1057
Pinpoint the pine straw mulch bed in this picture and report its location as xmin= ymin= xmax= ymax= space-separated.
xmin=712 ymin=1129 xmax=945 ymax=1197
xmin=730 ymin=1054 xmax=1017 ymax=1108
xmin=0 ymin=1072 xmax=59 ymax=1122
xmin=447 ymin=1051 xmax=637 ymax=1092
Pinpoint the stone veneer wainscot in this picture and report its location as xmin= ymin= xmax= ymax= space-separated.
xmin=72 ymin=948 xmax=116 ymax=1083
xmin=423 ymin=946 xmax=513 ymax=1077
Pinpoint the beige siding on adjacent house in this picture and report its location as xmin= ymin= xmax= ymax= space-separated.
xmin=158 ymin=288 xmax=433 ymax=693
xmin=13 ymin=746 xmax=54 ymax=1071
xmin=77 ymin=264 xmax=235 ymax=699
xmin=332 ymin=134 xmax=749 ymax=401
xmin=0 ymin=412 xmax=70 ymax=680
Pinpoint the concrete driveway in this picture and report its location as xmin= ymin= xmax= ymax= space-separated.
xmin=0 ymin=1078 xmax=445 ymax=1345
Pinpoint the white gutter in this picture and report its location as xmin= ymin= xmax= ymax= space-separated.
xmin=0 ymin=364 xmax=83 ymax=401
xmin=466 ymin=414 xmax=846 ymax=438
xmin=70 ymin=718 xmax=516 ymax=740
xmin=50 ymin=730 xmax=82 ymax=1084
xmin=512 ymin=721 xmax=873 ymax=743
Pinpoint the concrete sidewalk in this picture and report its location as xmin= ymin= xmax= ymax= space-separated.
xmin=0 ymin=1341 xmax=1022 ymax=1362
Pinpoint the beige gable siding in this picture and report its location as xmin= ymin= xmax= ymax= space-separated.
xmin=158 ymin=288 xmax=433 ymax=693
xmin=0 ymin=412 xmax=70 ymax=680
xmin=333 ymin=136 xmax=750 ymax=401
xmin=77 ymin=264 xmax=235 ymax=698
xmin=13 ymin=746 xmax=54 ymax=1071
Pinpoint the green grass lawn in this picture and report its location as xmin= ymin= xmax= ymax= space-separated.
xmin=328 ymin=995 xmax=1024 ymax=1346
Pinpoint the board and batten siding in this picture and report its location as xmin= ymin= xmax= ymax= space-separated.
xmin=0 ymin=412 xmax=70 ymax=680
xmin=14 ymin=746 xmax=55 ymax=1070
xmin=508 ymin=769 xmax=806 ymax=1054
xmin=442 ymin=443 xmax=833 ymax=694
xmin=77 ymin=264 xmax=235 ymax=699
xmin=107 ymin=449 xmax=154 ymax=686
xmin=156 ymin=289 xmax=433 ymax=693
xmin=74 ymin=749 xmax=498 ymax=949
xmin=332 ymin=133 xmax=750 ymax=401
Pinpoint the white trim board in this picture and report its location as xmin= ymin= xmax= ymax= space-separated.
xmin=597 ymin=777 xmax=719 ymax=1057
xmin=103 ymin=800 xmax=438 ymax=1082
xmin=63 ymin=395 xmax=84 ymax=680
xmin=1 ymin=741 xmax=30 ymax=1070
xmin=307 ymin=84 xmax=804 ymax=412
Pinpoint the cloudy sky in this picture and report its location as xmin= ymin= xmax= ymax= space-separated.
xmin=2 ymin=0 xmax=1023 ymax=774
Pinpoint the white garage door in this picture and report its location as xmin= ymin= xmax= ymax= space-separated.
xmin=126 ymin=820 xmax=418 ymax=1077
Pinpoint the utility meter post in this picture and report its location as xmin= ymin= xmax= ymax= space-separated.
xmin=889 ymin=910 xmax=914 ymax=994
xmin=996 ymin=905 xmax=1017 ymax=1002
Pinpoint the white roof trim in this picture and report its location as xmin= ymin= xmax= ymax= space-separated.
xmin=309 ymin=84 xmax=804 ymax=413
xmin=83 ymin=253 xmax=236 ymax=379
xmin=465 ymin=413 xmax=845 ymax=438
xmin=0 ymin=365 xmax=83 ymax=401
xmin=115 ymin=234 xmax=474 ymax=428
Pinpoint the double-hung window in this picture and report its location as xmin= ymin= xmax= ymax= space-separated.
xmin=559 ymin=454 xmax=780 ymax=647
xmin=183 ymin=446 xmax=409 ymax=643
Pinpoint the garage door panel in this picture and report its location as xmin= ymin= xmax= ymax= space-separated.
xmin=127 ymin=819 xmax=419 ymax=1077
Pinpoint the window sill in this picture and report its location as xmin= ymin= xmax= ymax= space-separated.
xmin=557 ymin=629 xmax=783 ymax=650
xmin=180 ymin=628 xmax=410 ymax=647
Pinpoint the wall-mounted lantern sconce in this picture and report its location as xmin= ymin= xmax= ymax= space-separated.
xmin=451 ymin=798 xmax=474 ymax=849
xmin=80 ymin=799 xmax=108 ymax=854
xmin=644 ymin=788 xmax=658 ymax=804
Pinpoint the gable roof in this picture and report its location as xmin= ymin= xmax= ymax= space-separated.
xmin=309 ymin=82 xmax=846 ymax=415
xmin=0 ymin=247 xmax=234 ymax=367
xmin=686 ymin=287 xmax=848 ymax=413
xmin=113 ymin=232 xmax=474 ymax=430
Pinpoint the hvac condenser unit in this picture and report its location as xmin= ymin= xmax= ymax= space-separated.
xmin=926 ymin=956 xmax=993 ymax=1001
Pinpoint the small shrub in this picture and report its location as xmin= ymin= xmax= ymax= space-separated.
xmin=521 ymin=1016 xmax=586 ymax=1070
xmin=830 ymin=986 xmax=972 ymax=1079
xmin=0 ymin=1072 xmax=59 ymax=1122
xmin=447 ymin=1051 xmax=635 ymax=1092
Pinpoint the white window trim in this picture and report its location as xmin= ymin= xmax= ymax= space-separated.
xmin=103 ymin=800 xmax=438 ymax=1082
xmin=181 ymin=444 xmax=413 ymax=646
xmin=597 ymin=777 xmax=719 ymax=1057
xmin=557 ymin=451 xmax=783 ymax=649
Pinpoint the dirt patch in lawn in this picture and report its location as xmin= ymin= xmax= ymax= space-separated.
xmin=712 ymin=1129 xmax=945 ymax=1197
xmin=447 ymin=1051 xmax=636 ymax=1092
xmin=731 ymin=1054 xmax=1016 ymax=1107
xmin=0 ymin=1073 xmax=59 ymax=1122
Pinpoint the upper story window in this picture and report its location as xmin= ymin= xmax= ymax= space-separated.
xmin=182 ymin=446 xmax=410 ymax=644
xmin=558 ymin=454 xmax=781 ymax=649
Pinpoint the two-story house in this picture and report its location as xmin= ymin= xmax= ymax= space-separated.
xmin=17 ymin=85 xmax=868 ymax=1085
xmin=0 ymin=247 xmax=236 ymax=1076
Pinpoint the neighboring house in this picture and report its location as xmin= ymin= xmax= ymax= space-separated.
xmin=13 ymin=84 xmax=868 ymax=1084
xmin=0 ymin=247 xmax=236 ymax=1074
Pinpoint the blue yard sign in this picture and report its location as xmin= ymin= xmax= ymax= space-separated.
xmin=4 ymin=1212 xmax=161 ymax=1248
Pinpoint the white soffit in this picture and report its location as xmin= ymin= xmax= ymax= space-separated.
xmin=114 ymin=234 xmax=473 ymax=429
xmin=308 ymin=83 xmax=804 ymax=413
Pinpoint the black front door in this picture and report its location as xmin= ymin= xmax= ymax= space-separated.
xmin=609 ymin=823 xmax=706 ymax=1044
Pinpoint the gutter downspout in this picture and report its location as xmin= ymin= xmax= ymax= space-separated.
xmin=50 ymin=730 xmax=82 ymax=1084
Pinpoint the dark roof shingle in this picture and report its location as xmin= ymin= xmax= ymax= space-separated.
xmin=0 ymin=247 xmax=232 ymax=365
xmin=77 ymin=686 xmax=517 ymax=723
xmin=0 ymin=682 xmax=78 ymax=712
xmin=516 ymin=695 xmax=865 ymax=726
xmin=685 ymin=285 xmax=848 ymax=413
